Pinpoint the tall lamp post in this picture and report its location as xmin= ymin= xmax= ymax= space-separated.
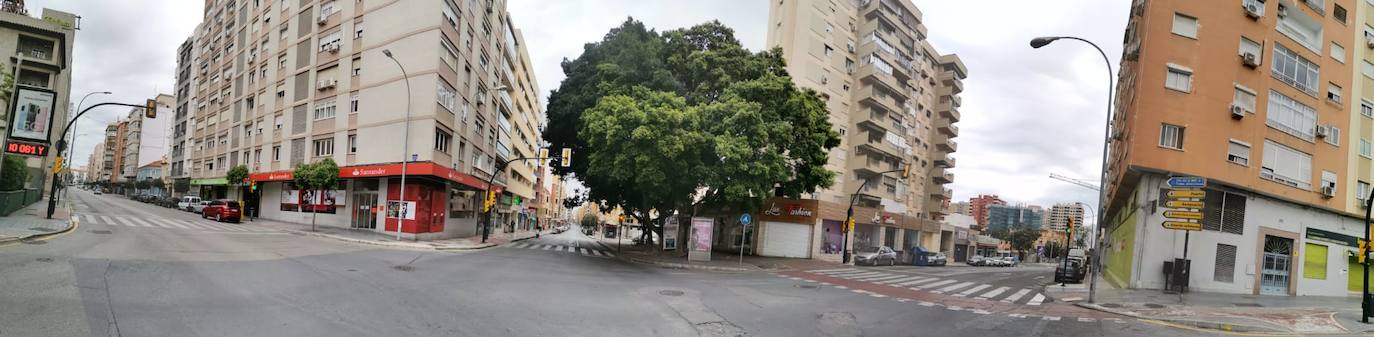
xmin=841 ymin=166 xmax=907 ymax=264
xmin=62 ymin=91 xmax=113 ymax=201
xmin=1030 ymin=36 xmax=1113 ymax=304
xmin=383 ymin=49 xmax=411 ymax=241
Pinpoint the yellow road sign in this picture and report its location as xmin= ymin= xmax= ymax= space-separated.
xmin=1163 ymin=221 xmax=1202 ymax=231
xmin=1166 ymin=200 xmax=1205 ymax=209
xmin=1167 ymin=190 xmax=1206 ymax=198
xmin=1163 ymin=210 xmax=1203 ymax=220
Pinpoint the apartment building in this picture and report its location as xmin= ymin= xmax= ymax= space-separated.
xmin=1047 ymin=202 xmax=1085 ymax=231
xmin=968 ymin=194 xmax=1005 ymax=229
xmin=179 ymin=0 xmax=543 ymax=240
xmin=765 ymin=0 xmax=966 ymax=261
xmin=169 ymin=37 xmax=197 ymax=190
xmin=1103 ymin=0 xmax=1363 ymax=296
xmin=105 ymin=121 xmax=128 ymax=183
xmin=87 ymin=142 xmax=106 ymax=181
xmin=985 ymin=204 xmax=1044 ymax=232
xmin=119 ymin=94 xmax=174 ymax=183
xmin=0 ymin=4 xmax=76 ymax=192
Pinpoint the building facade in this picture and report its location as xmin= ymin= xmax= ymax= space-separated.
xmin=0 ymin=4 xmax=76 ymax=192
xmin=169 ymin=37 xmax=197 ymax=193
xmin=766 ymin=0 xmax=965 ymax=261
xmin=119 ymin=94 xmax=174 ymax=184
xmin=985 ymin=204 xmax=1043 ymax=232
xmin=1103 ymin=0 xmax=1365 ymax=296
xmin=178 ymin=0 xmax=543 ymax=240
xmin=968 ymin=194 xmax=1005 ymax=229
xmin=1047 ymin=202 xmax=1085 ymax=231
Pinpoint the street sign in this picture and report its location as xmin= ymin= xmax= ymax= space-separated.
xmin=1163 ymin=221 xmax=1202 ymax=231
xmin=1167 ymin=190 xmax=1206 ymax=198
xmin=740 ymin=213 xmax=752 ymax=226
xmin=1165 ymin=200 xmax=1205 ymax=209
xmin=1166 ymin=176 xmax=1207 ymax=188
xmin=1163 ymin=210 xmax=1203 ymax=220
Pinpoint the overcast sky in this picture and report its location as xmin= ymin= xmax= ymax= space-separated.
xmin=44 ymin=0 xmax=1127 ymax=220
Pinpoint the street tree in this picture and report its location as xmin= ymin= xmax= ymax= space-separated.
xmin=546 ymin=18 xmax=839 ymax=245
xmin=293 ymin=158 xmax=338 ymax=231
xmin=989 ymin=227 xmax=1043 ymax=259
xmin=1 ymin=155 xmax=29 ymax=191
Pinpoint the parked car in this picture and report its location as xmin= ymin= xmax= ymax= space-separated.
xmin=1055 ymin=259 xmax=1086 ymax=283
xmin=93 ymin=190 xmax=103 ymax=195
xmin=201 ymin=200 xmax=242 ymax=223
xmin=854 ymin=246 xmax=898 ymax=266
xmin=928 ymin=252 xmax=947 ymax=266
xmin=967 ymin=255 xmax=986 ymax=266
xmin=189 ymin=200 xmax=210 ymax=213
xmin=1000 ymin=256 xmax=1019 ymax=267
xmin=177 ymin=196 xmax=202 ymax=211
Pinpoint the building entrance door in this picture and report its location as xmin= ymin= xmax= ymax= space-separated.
xmin=352 ymin=192 xmax=378 ymax=229
xmin=1260 ymin=235 xmax=1293 ymax=296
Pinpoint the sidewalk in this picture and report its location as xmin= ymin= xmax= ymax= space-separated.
xmin=1048 ymin=275 xmax=1374 ymax=334
xmin=587 ymin=231 xmax=852 ymax=272
xmin=0 ymin=198 xmax=74 ymax=244
xmin=248 ymin=217 xmax=541 ymax=251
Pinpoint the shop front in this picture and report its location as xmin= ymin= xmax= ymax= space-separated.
xmin=190 ymin=177 xmax=228 ymax=199
xmin=755 ymin=198 xmax=820 ymax=259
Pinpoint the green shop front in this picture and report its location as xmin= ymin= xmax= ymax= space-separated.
xmin=190 ymin=177 xmax=230 ymax=200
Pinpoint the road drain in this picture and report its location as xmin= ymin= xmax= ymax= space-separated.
xmin=392 ymin=265 xmax=415 ymax=272
xmin=1099 ymin=303 xmax=1121 ymax=308
xmin=27 ymin=227 xmax=54 ymax=232
xmin=89 ymin=230 xmax=112 ymax=234
xmin=20 ymin=239 xmax=46 ymax=245
xmin=795 ymin=284 xmax=818 ymax=289
xmin=35 ymin=257 xmax=52 ymax=262
xmin=1143 ymin=303 xmax=1166 ymax=309
xmin=658 ymin=290 xmax=684 ymax=296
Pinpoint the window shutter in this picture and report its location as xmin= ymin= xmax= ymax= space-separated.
xmin=1214 ymin=244 xmax=1237 ymax=283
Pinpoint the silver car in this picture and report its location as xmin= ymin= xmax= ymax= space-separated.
xmin=854 ymin=246 xmax=897 ymax=266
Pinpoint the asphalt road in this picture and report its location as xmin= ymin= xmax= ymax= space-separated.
xmin=0 ymin=189 xmax=1205 ymax=337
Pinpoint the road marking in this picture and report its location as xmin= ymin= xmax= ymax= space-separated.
xmin=1026 ymin=293 xmax=1046 ymax=306
xmin=917 ymin=301 xmax=936 ymax=307
xmin=837 ymin=271 xmax=884 ymax=279
xmin=602 ymin=251 xmax=615 ymax=257
xmin=1008 ymin=313 xmax=1029 ymax=318
xmin=1002 ymin=289 xmax=1031 ymax=303
xmin=875 ymin=275 xmax=924 ymax=284
xmin=100 ymin=215 xmax=114 ymax=225
xmin=917 ymin=279 xmax=957 ymax=289
xmin=115 ymin=217 xmax=137 ymax=227
xmin=894 ymin=277 xmax=936 ymax=286
xmin=130 ymin=217 xmax=157 ymax=227
xmin=579 ymin=247 xmax=591 ymax=255
xmin=978 ymin=286 xmax=1010 ymax=299
xmin=854 ymin=274 xmax=903 ymax=281
xmin=1078 ymin=318 xmax=1096 ymax=322
xmin=146 ymin=218 xmax=175 ymax=228
xmin=825 ymin=270 xmax=875 ymax=276
xmin=934 ymin=281 xmax=975 ymax=294
xmin=955 ymin=284 xmax=991 ymax=297
xmin=159 ymin=219 xmax=189 ymax=229
xmin=175 ymin=220 xmax=208 ymax=230
xmin=1041 ymin=316 xmax=1060 ymax=321
xmin=809 ymin=268 xmax=858 ymax=273
xmin=970 ymin=309 xmax=991 ymax=315
xmin=566 ymin=246 xmax=576 ymax=253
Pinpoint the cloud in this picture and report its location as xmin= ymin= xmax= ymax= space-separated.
xmin=25 ymin=0 xmax=203 ymax=168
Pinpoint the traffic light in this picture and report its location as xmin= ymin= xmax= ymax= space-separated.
xmin=483 ymin=190 xmax=497 ymax=212
xmin=52 ymin=156 xmax=63 ymax=173
xmin=1361 ymin=241 xmax=1369 ymax=264
xmin=144 ymin=98 xmax=158 ymax=119
xmin=618 ymin=215 xmax=625 ymax=223
xmin=1066 ymin=217 xmax=1074 ymax=234
xmin=901 ymin=163 xmax=910 ymax=179
xmin=250 ymin=181 xmax=258 ymax=192
xmin=844 ymin=218 xmax=855 ymax=232
xmin=561 ymin=148 xmax=572 ymax=168
xmin=539 ymin=148 xmax=549 ymax=161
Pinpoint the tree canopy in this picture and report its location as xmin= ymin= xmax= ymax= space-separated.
xmin=544 ymin=18 xmax=840 ymax=241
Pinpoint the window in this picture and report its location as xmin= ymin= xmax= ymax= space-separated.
xmin=1359 ymin=181 xmax=1370 ymax=201
xmin=347 ymin=134 xmax=357 ymax=153
xmin=1233 ymin=85 xmax=1256 ymax=112
xmin=275 ymin=115 xmax=283 ymax=129
xmin=1239 ymin=37 xmax=1262 ymax=61
xmin=1328 ymin=83 xmax=1343 ymax=104
xmin=279 ymin=55 xmax=287 ymax=69
xmin=1272 ymin=44 xmax=1321 ymax=95
xmin=1362 ymin=139 xmax=1371 ymax=158
xmin=1197 ymin=188 xmax=1246 ymax=235
xmin=435 ymin=128 xmax=452 ymax=153
xmin=1266 ymin=90 xmax=1318 ymax=141
xmin=1362 ymin=100 xmax=1373 ymax=117
xmin=318 ymin=31 xmax=341 ymax=52
xmin=1322 ymin=170 xmax=1338 ymax=194
xmin=313 ymin=138 xmax=334 ymax=156
xmin=437 ymin=81 xmax=457 ymax=111
xmin=354 ymin=22 xmax=364 ymax=39
xmin=1303 ymin=243 xmax=1327 ymax=280
xmin=1172 ymin=13 xmax=1198 ymax=38
xmin=1227 ymin=140 xmax=1250 ymax=166
xmin=1165 ymin=64 xmax=1192 ymax=92
xmin=1325 ymin=126 xmax=1340 ymax=146
xmin=1276 ymin=5 xmax=1324 ymax=52
xmin=1159 ymin=123 xmax=1184 ymax=149
xmin=1331 ymin=42 xmax=1346 ymax=63
xmin=272 ymin=145 xmax=281 ymax=161
xmin=1214 ymin=244 xmax=1237 ymax=283
xmin=314 ymin=102 xmax=336 ymax=120
xmin=351 ymin=57 xmax=361 ymax=76
xmin=1262 ymin=139 xmax=1313 ymax=189
xmin=320 ymin=0 xmax=338 ymax=16
xmin=1335 ymin=4 xmax=1348 ymax=23
xmin=350 ymin=94 xmax=359 ymax=113
xmin=254 ymin=149 xmax=262 ymax=163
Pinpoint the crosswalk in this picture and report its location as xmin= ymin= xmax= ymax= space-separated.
xmin=804 ymin=268 xmax=1049 ymax=306
xmin=503 ymin=242 xmax=616 ymax=258
xmin=76 ymin=214 xmax=274 ymax=233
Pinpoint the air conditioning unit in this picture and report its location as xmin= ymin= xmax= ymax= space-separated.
xmin=327 ymin=44 xmax=341 ymax=53
xmin=1366 ymin=36 xmax=1374 ymax=49
xmin=1277 ymin=4 xmax=1287 ymax=18
xmin=1230 ymin=104 xmax=1246 ymax=119
xmin=1244 ymin=3 xmax=1262 ymax=19
xmin=317 ymin=16 xmax=329 ymax=25
xmin=1241 ymin=52 xmax=1259 ymax=68
xmin=317 ymin=79 xmax=337 ymax=90
xmin=1322 ymin=185 xmax=1336 ymax=198
xmin=1316 ymin=124 xmax=1331 ymax=138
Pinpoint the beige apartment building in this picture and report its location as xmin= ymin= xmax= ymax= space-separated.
xmin=1047 ymin=202 xmax=1084 ymax=232
xmin=178 ymin=0 xmax=544 ymax=240
xmin=0 ymin=4 xmax=76 ymax=193
xmin=766 ymin=0 xmax=966 ymax=261
xmin=1103 ymin=0 xmax=1370 ymax=297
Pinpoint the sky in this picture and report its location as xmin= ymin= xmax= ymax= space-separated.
xmin=41 ymin=0 xmax=1129 ymax=223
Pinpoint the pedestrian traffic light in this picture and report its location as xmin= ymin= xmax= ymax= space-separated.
xmin=1066 ymin=217 xmax=1074 ymax=234
xmin=539 ymin=148 xmax=549 ymax=161
xmin=561 ymin=148 xmax=572 ymax=168
xmin=144 ymin=98 xmax=157 ymax=119
xmin=250 ymin=181 xmax=258 ymax=192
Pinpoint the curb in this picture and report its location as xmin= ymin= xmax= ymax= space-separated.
xmin=619 ymin=255 xmax=757 ymax=272
xmin=282 ymin=228 xmax=540 ymax=251
xmin=0 ymin=204 xmax=78 ymax=245
xmin=1075 ymin=303 xmax=1286 ymax=334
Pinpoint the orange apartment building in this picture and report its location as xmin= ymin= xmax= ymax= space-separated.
xmin=1104 ymin=0 xmax=1369 ymax=297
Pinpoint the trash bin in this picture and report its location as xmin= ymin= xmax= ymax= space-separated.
xmin=911 ymin=246 xmax=928 ymax=266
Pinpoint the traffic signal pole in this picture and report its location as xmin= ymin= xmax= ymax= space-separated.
xmin=842 ymin=167 xmax=907 ymax=264
xmin=1363 ymin=189 xmax=1373 ymax=323
xmin=46 ymin=101 xmax=155 ymax=219
xmin=481 ymin=150 xmax=565 ymax=243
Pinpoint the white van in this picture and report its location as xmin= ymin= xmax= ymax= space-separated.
xmin=178 ymin=196 xmax=202 ymax=212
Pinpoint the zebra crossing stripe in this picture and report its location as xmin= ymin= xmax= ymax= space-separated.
xmin=875 ymin=275 xmax=923 ymax=284
xmin=839 ymin=272 xmax=884 ymax=279
xmin=857 ymin=274 xmax=906 ymax=282
xmin=851 ymin=273 xmax=897 ymax=281
xmin=824 ymin=270 xmax=873 ymax=276
xmin=894 ymin=277 xmax=936 ymax=286
xmin=566 ymin=246 xmax=576 ymax=253
xmin=145 ymin=218 xmax=175 ymax=228
xmin=978 ymin=286 xmax=1010 ymax=299
xmin=515 ymin=243 xmax=531 ymax=248
xmin=579 ymin=247 xmax=590 ymax=255
xmin=602 ymin=251 xmax=615 ymax=257
xmin=115 ymin=217 xmax=138 ymax=227
xmin=159 ymin=219 xmax=190 ymax=229
xmin=917 ymin=279 xmax=957 ymax=289
xmin=541 ymin=244 xmax=554 ymax=250
xmin=955 ymin=284 xmax=991 ymax=297
xmin=809 ymin=268 xmax=857 ymax=273
xmin=100 ymin=215 xmax=114 ymax=225
xmin=934 ymin=281 xmax=975 ymax=294
xmin=1002 ymin=289 xmax=1031 ymax=303
xmin=1026 ymin=293 xmax=1046 ymax=306
xmin=175 ymin=220 xmax=208 ymax=230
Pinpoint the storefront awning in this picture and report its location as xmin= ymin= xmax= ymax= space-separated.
xmin=248 ymin=161 xmax=504 ymax=193
xmin=191 ymin=178 xmax=228 ymax=186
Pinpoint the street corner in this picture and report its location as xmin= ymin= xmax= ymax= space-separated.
xmin=1074 ymin=302 xmax=1346 ymax=334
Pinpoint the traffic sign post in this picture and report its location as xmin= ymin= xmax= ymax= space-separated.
xmin=1166 ymin=177 xmax=1207 ymax=189
xmin=1161 ymin=176 xmax=1205 ymax=292
xmin=739 ymin=213 xmax=751 ymax=267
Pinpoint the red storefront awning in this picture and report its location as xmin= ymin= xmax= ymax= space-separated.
xmin=249 ymin=161 xmax=505 ymax=193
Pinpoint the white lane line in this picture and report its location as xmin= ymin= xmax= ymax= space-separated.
xmin=838 ymin=272 xmax=885 ymax=279
xmin=100 ymin=215 xmax=115 ymax=225
xmin=917 ymin=279 xmax=958 ymax=289
xmin=894 ymin=277 xmax=936 ymax=286
xmin=809 ymin=268 xmax=858 ymax=273
xmin=853 ymin=274 xmax=902 ymax=281
xmin=159 ymin=219 xmax=190 ymax=229
xmin=934 ymin=281 xmax=975 ymax=294
xmin=1002 ymin=289 xmax=1031 ymax=303
xmin=1026 ymin=293 xmax=1046 ymax=306
xmin=874 ymin=275 xmax=923 ymax=284
xmin=978 ymin=286 xmax=1010 ymax=299
xmin=175 ymin=219 xmax=209 ymax=230
xmin=955 ymin=284 xmax=991 ymax=297
xmin=145 ymin=218 xmax=175 ymax=228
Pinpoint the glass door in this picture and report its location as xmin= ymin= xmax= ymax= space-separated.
xmin=1260 ymin=235 xmax=1292 ymax=295
xmin=352 ymin=192 xmax=377 ymax=229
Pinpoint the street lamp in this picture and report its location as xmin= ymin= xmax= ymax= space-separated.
xmin=1030 ymin=36 xmax=1114 ymax=303
xmin=478 ymin=85 xmax=513 ymax=244
xmin=383 ymin=49 xmax=411 ymax=241
xmin=62 ymin=91 xmax=113 ymax=201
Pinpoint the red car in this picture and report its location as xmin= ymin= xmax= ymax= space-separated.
xmin=201 ymin=199 xmax=242 ymax=223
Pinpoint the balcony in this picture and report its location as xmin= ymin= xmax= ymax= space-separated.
xmin=943 ymin=76 xmax=963 ymax=94
xmin=856 ymin=108 xmax=889 ymax=132
xmin=928 ymin=186 xmax=952 ymax=199
xmin=933 ymin=171 xmax=953 ymax=184
xmin=933 ymin=155 xmax=954 ymax=168
xmin=856 ymin=63 xmax=906 ymax=100
xmin=935 ymin=138 xmax=957 ymax=152
xmin=858 ymin=140 xmax=903 ymax=160
xmin=936 ymin=118 xmax=958 ymax=137
xmin=856 ymin=86 xmax=901 ymax=114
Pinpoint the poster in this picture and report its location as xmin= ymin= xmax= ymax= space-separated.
xmin=689 ymin=217 xmax=713 ymax=261
xmin=279 ymin=184 xmax=343 ymax=213
xmin=7 ymin=87 xmax=56 ymax=142
xmin=280 ymin=189 xmax=300 ymax=211
xmin=663 ymin=217 xmax=679 ymax=251
xmin=386 ymin=200 xmax=416 ymax=220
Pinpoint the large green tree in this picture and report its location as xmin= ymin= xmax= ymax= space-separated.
xmin=293 ymin=158 xmax=338 ymax=231
xmin=545 ymin=18 xmax=840 ymax=244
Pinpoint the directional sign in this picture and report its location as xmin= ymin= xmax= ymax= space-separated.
xmin=1166 ymin=176 xmax=1207 ymax=189
xmin=1163 ymin=210 xmax=1203 ymax=220
xmin=740 ymin=213 xmax=752 ymax=226
xmin=1167 ymin=190 xmax=1206 ymax=199
xmin=1166 ymin=200 xmax=1205 ymax=209
xmin=1163 ymin=221 xmax=1202 ymax=231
